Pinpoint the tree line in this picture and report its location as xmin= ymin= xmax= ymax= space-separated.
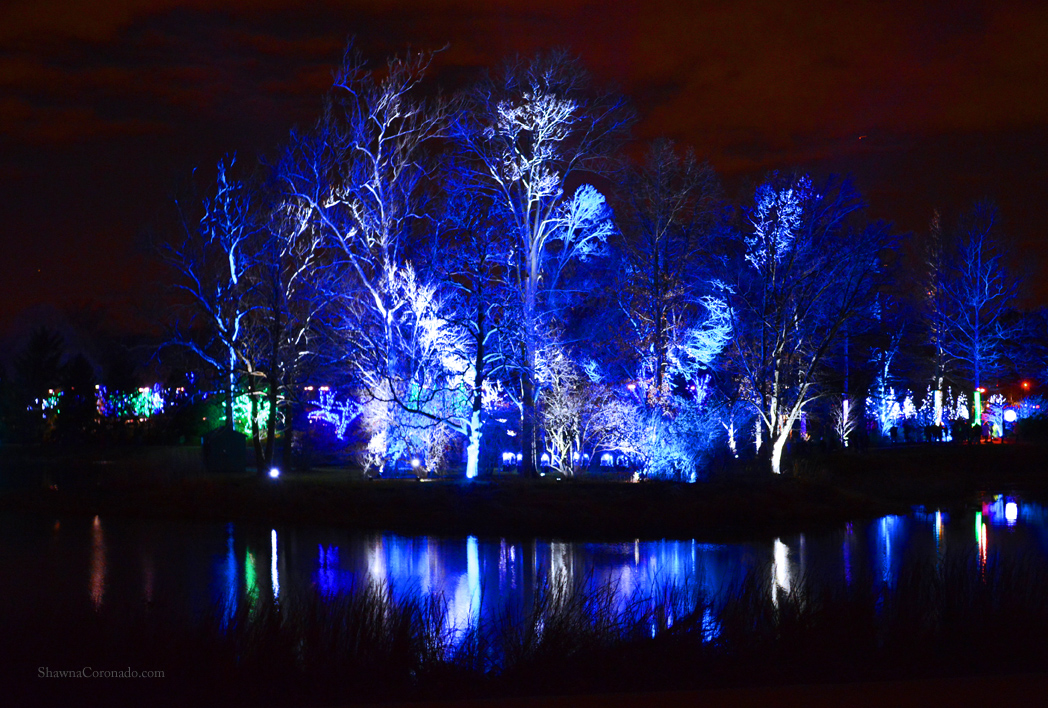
xmin=159 ymin=44 xmax=1035 ymax=479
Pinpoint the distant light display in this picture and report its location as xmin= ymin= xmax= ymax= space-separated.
xmin=306 ymin=389 xmax=359 ymax=440
xmin=230 ymin=392 xmax=273 ymax=435
xmin=96 ymin=384 xmax=166 ymax=418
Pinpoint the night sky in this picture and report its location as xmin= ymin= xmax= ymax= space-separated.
xmin=2 ymin=0 xmax=1047 ymax=336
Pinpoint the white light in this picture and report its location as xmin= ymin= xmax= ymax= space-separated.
xmin=1006 ymin=501 xmax=1018 ymax=525
xmin=411 ymin=457 xmax=420 ymax=468
xmin=271 ymin=529 xmax=280 ymax=600
xmin=268 ymin=467 xmax=280 ymax=479
xmin=506 ymin=429 xmax=517 ymax=437
xmin=502 ymin=451 xmax=515 ymax=463
xmin=773 ymin=538 xmax=789 ymax=592
xmin=540 ymin=453 xmax=550 ymax=464
xmin=1004 ymin=409 xmax=1017 ymax=423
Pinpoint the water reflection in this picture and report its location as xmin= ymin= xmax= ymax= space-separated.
xmin=89 ymin=515 xmax=106 ymax=610
xmin=772 ymin=538 xmax=790 ymax=607
xmin=245 ymin=549 xmax=259 ymax=613
xmin=218 ymin=523 xmax=237 ymax=629
xmin=977 ymin=512 xmax=988 ymax=581
xmin=271 ymin=529 xmax=280 ymax=602
xmin=842 ymin=523 xmax=853 ymax=586
xmin=13 ymin=494 xmax=1048 ymax=636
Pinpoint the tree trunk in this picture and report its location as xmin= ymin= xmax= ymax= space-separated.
xmin=226 ymin=346 xmax=236 ymax=432
xmin=250 ymin=380 xmax=264 ymax=474
xmin=466 ymin=305 xmax=487 ymax=480
xmin=520 ymin=374 xmax=537 ymax=478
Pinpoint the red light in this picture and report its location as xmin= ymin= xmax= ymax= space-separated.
xmin=1023 ymin=382 xmax=1030 ymax=389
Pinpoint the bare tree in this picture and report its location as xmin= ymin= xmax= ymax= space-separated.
xmin=939 ymin=202 xmax=1021 ymax=419
xmin=248 ymin=129 xmax=331 ymax=472
xmin=165 ymin=156 xmax=259 ymax=437
xmin=452 ymin=51 xmax=632 ymax=476
xmin=723 ymin=174 xmax=887 ymax=474
xmin=431 ymin=178 xmax=510 ymax=477
xmin=922 ymin=210 xmax=951 ymax=426
xmin=615 ymin=139 xmax=723 ymax=396
xmin=280 ymin=46 xmax=456 ymax=472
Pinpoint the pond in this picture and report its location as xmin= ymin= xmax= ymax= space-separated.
xmin=4 ymin=494 xmax=1047 ymax=641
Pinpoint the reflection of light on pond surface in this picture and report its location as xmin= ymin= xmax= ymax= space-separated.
xmin=7 ymin=494 xmax=1046 ymax=669
xmin=90 ymin=515 xmax=106 ymax=611
xmin=271 ymin=529 xmax=280 ymax=601
xmin=1006 ymin=501 xmax=1019 ymax=526
xmin=772 ymin=538 xmax=789 ymax=607
xmin=71 ymin=498 xmax=1031 ymax=648
xmin=317 ymin=545 xmax=339 ymax=596
xmin=877 ymin=515 xmax=904 ymax=587
xmin=219 ymin=524 xmax=237 ymax=630
xmin=843 ymin=523 xmax=853 ymax=586
xmin=977 ymin=514 xmax=988 ymax=580
xmin=245 ymin=549 xmax=258 ymax=613
xmin=448 ymin=536 xmax=481 ymax=642
xmin=934 ymin=510 xmax=946 ymax=571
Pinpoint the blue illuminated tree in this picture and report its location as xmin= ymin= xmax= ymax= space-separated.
xmin=287 ymin=46 xmax=458 ymax=474
xmin=451 ymin=51 xmax=633 ymax=477
xmin=166 ymin=156 xmax=259 ymax=440
xmin=723 ymin=174 xmax=888 ymax=474
xmin=938 ymin=202 xmax=1021 ymax=421
xmin=614 ymin=140 xmax=725 ymax=398
xmin=427 ymin=175 xmax=512 ymax=477
xmin=247 ymin=128 xmax=331 ymax=472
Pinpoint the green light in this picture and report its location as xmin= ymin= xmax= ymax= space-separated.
xmin=245 ymin=549 xmax=259 ymax=612
xmin=229 ymin=393 xmax=273 ymax=435
xmin=98 ymin=385 xmax=165 ymax=418
xmin=975 ymin=510 xmax=982 ymax=540
xmin=974 ymin=390 xmax=983 ymax=424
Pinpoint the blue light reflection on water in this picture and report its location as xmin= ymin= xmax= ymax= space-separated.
xmin=8 ymin=498 xmax=1048 ymax=635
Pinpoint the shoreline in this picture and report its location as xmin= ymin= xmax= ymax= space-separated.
xmin=2 ymin=443 xmax=1047 ymax=541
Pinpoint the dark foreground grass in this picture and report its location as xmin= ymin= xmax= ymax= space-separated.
xmin=7 ymin=553 xmax=1048 ymax=707
xmin=5 ymin=442 xmax=1048 ymax=540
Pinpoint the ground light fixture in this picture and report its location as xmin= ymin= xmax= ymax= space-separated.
xmin=269 ymin=467 xmax=280 ymax=479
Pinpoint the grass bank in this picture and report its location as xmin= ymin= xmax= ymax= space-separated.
xmin=2 ymin=443 xmax=1047 ymax=540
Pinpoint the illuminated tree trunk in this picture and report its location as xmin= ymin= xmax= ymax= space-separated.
xmin=226 ymin=346 xmax=236 ymax=432
xmin=520 ymin=365 xmax=537 ymax=478
xmin=263 ymin=295 xmax=281 ymax=473
xmin=770 ymin=433 xmax=788 ymax=476
xmin=465 ymin=303 xmax=487 ymax=480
